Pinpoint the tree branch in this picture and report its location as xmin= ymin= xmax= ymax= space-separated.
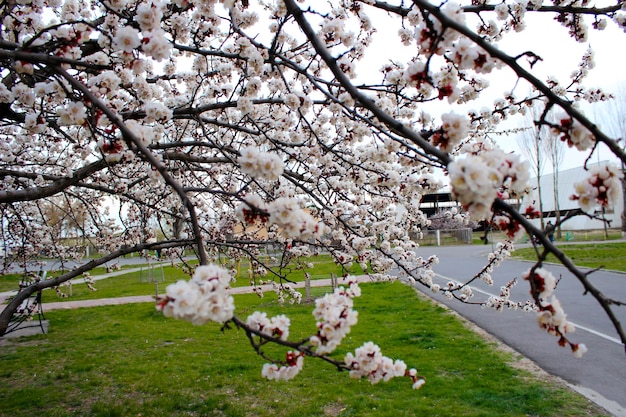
xmin=0 ymin=159 xmax=109 ymax=204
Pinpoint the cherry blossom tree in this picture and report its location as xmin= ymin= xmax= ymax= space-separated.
xmin=1 ymin=0 xmax=625 ymax=388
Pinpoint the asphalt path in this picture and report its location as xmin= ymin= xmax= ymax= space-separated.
xmin=415 ymin=244 xmax=626 ymax=416
xmin=3 ymin=254 xmax=160 ymax=273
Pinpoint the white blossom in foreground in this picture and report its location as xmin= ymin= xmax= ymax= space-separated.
xmin=484 ymin=279 xmax=535 ymax=312
xmin=523 ymin=268 xmax=586 ymax=357
xmin=345 ymin=342 xmax=423 ymax=389
xmin=449 ymin=149 xmax=530 ymax=220
xmin=448 ymin=150 xmax=529 ymax=220
xmin=572 ymin=343 xmax=588 ymax=358
xmin=262 ymin=351 xmax=304 ymax=381
xmin=555 ymin=114 xmax=595 ymax=151
xmin=310 ymin=282 xmax=360 ymax=354
xmin=144 ymin=101 xmax=173 ymax=122
xmin=448 ymin=155 xmax=496 ymax=220
xmin=522 ymin=267 xmax=556 ymax=303
xmin=112 ymin=26 xmax=141 ymax=53
xmin=126 ymin=120 xmax=157 ymax=146
xmin=141 ymin=29 xmax=172 ymax=62
xmin=246 ymin=311 xmax=291 ymax=341
xmin=235 ymin=194 xmax=268 ymax=224
xmin=571 ymin=164 xmax=623 ymax=212
xmin=267 ymin=197 xmax=324 ymax=240
xmin=536 ymin=295 xmax=576 ymax=335
xmin=235 ymin=195 xmax=324 ymax=240
xmin=433 ymin=112 xmax=470 ymax=152
xmin=135 ymin=1 xmax=164 ymax=32
xmin=238 ymin=146 xmax=284 ymax=181
xmin=157 ymin=264 xmax=235 ymax=325
xmin=57 ymin=102 xmax=87 ymax=126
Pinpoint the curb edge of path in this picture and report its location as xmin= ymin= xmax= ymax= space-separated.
xmin=411 ymin=286 xmax=626 ymax=417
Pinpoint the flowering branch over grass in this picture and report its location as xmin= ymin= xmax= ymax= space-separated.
xmin=2 ymin=0 xmax=626 ymax=382
xmin=158 ymin=264 xmax=423 ymax=387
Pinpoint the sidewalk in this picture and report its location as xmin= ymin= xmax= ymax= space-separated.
xmin=41 ymin=275 xmax=369 ymax=311
xmin=0 ymin=263 xmax=171 ymax=305
xmin=1 ymin=275 xmax=367 ymax=339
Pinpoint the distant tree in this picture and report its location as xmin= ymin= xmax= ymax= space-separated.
xmin=41 ymin=196 xmax=88 ymax=239
xmin=544 ymin=118 xmax=567 ymax=239
xmin=521 ymin=100 xmax=567 ymax=239
xmin=516 ymin=101 xmax=547 ymax=230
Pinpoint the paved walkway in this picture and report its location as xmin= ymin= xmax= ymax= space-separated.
xmin=0 ymin=263 xmax=171 ymax=305
xmin=41 ymin=275 xmax=369 ymax=311
xmin=2 ymin=271 xmax=369 ymax=312
xmin=1 ymin=274 xmax=367 ymax=338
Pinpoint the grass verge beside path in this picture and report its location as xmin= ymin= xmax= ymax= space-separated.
xmin=0 ymin=282 xmax=608 ymax=417
xmin=513 ymin=242 xmax=626 ymax=272
xmin=0 ymin=263 xmax=158 ymax=293
xmin=0 ymin=254 xmax=359 ymax=302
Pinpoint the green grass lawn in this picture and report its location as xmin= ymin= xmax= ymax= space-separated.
xmin=0 ymin=274 xmax=23 ymax=293
xmin=472 ymin=229 xmax=622 ymax=246
xmin=513 ymin=242 xmax=626 ymax=272
xmin=0 ymin=266 xmax=175 ymax=297
xmin=0 ymin=263 xmax=158 ymax=293
xmin=0 ymin=254 xmax=360 ymax=303
xmin=0 ymin=282 xmax=608 ymax=417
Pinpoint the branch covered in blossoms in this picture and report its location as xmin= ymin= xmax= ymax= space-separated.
xmin=1 ymin=0 xmax=626 ymax=381
xmin=158 ymin=265 xmax=423 ymax=387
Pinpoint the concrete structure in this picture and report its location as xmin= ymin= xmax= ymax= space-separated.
xmin=522 ymin=161 xmax=624 ymax=231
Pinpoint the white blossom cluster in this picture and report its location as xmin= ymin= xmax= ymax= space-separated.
xmin=434 ymin=112 xmax=471 ymax=152
xmin=319 ymin=16 xmax=356 ymax=47
xmin=571 ymin=164 xmax=623 ymax=212
xmin=482 ymin=244 xmax=530 ymax=312
xmin=485 ymin=280 xmax=535 ymax=313
xmin=235 ymin=195 xmax=324 ymax=241
xmin=344 ymin=342 xmax=423 ymax=389
xmin=449 ymin=150 xmax=530 ymax=219
xmin=554 ymin=114 xmax=595 ymax=151
xmin=126 ymin=120 xmax=158 ymax=146
xmin=112 ymin=26 xmax=141 ymax=52
xmin=157 ymin=264 xmax=235 ymax=325
xmin=493 ymin=214 xmax=523 ymax=240
xmin=261 ymin=351 xmax=305 ymax=381
xmin=395 ymin=1 xmax=502 ymax=104
xmin=480 ymin=240 xmax=515 ymax=285
xmin=238 ymin=147 xmax=284 ymax=181
xmin=246 ymin=311 xmax=290 ymax=341
xmin=536 ymin=295 xmax=587 ymax=357
xmin=310 ymin=282 xmax=361 ymax=354
xmin=522 ymin=267 xmax=556 ymax=303
xmin=271 ymin=281 xmax=303 ymax=305
xmin=448 ymin=37 xmax=499 ymax=74
xmin=523 ymin=268 xmax=587 ymax=357
xmin=234 ymin=194 xmax=267 ymax=224
xmin=268 ymin=198 xmax=324 ymax=240
xmin=57 ymin=102 xmax=87 ymax=126
xmin=122 ymin=0 xmax=172 ymax=61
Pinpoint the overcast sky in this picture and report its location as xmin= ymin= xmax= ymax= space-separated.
xmin=360 ymin=5 xmax=625 ymax=176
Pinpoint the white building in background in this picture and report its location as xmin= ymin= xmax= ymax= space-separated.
xmin=522 ymin=161 xmax=624 ymax=231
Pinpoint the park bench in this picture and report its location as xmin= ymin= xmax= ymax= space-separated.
xmin=5 ymin=270 xmax=47 ymax=336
